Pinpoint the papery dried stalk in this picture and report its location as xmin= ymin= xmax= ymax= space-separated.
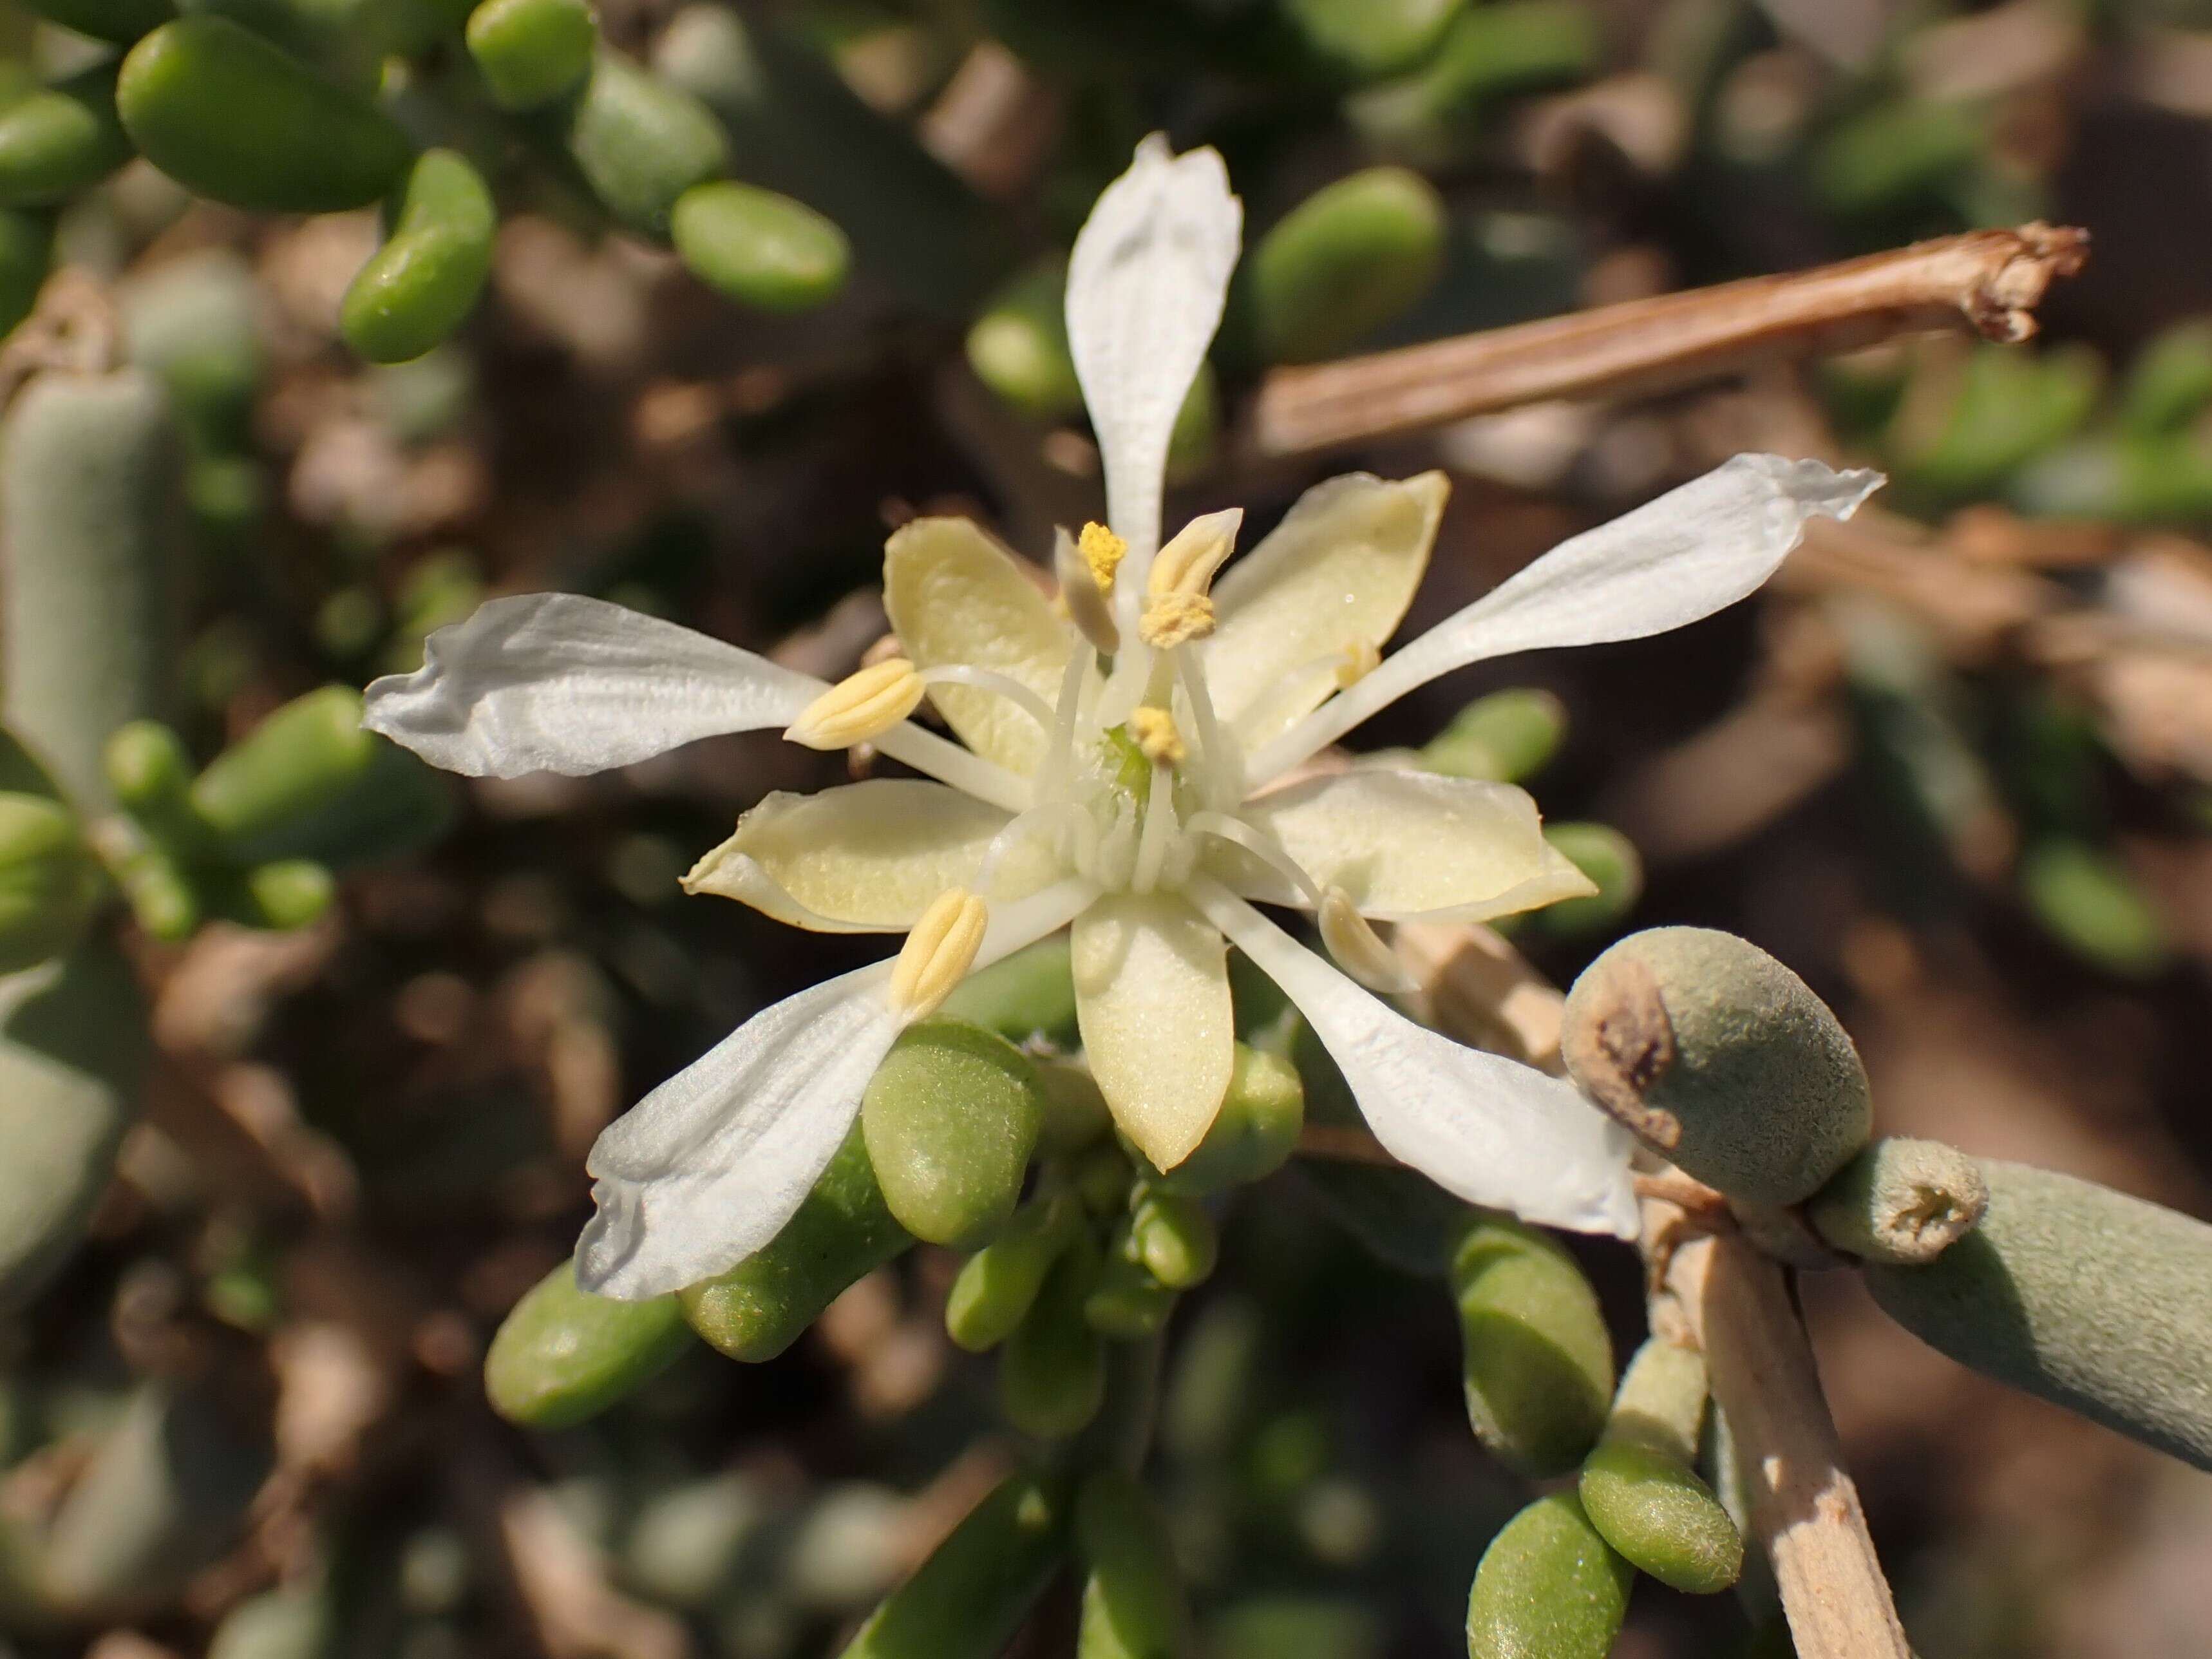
xmin=1247 ymin=225 xmax=2089 ymax=457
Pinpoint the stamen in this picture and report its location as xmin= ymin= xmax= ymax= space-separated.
xmin=1079 ymin=522 xmax=1126 ymax=594
xmin=1130 ymin=705 xmax=1186 ymax=766
xmin=1336 ymin=638 xmax=1381 ymax=687
xmin=974 ymin=801 xmax=1098 ymax=893
xmin=1130 ymin=763 xmax=1178 ymax=893
xmin=1138 ymin=591 xmax=1215 ymax=648
xmin=786 ymin=658 xmax=925 ymax=750
xmin=1174 ymin=650 xmax=1240 ymax=810
xmin=1138 ymin=508 xmax=1242 ymax=649
xmin=1187 ymin=811 xmax=1325 ymax=908
xmin=1319 ymin=887 xmax=1417 ymax=994
xmin=1055 ymin=527 xmax=1120 ymax=654
xmin=1035 ymin=641 xmax=1093 ymax=803
xmin=887 ymin=888 xmax=990 ymax=1019
xmin=917 ymin=665 xmax=1057 ymax=732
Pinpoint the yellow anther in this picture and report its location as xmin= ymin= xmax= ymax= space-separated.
xmin=1130 ymin=705 xmax=1186 ymax=766
xmin=1336 ymin=639 xmax=1382 ymax=688
xmin=1055 ymin=526 xmax=1120 ymax=654
xmin=1079 ymin=522 xmax=1126 ymax=596
xmin=1144 ymin=509 xmax=1240 ymax=603
xmin=1137 ymin=591 xmax=1215 ymax=648
xmin=1319 ymin=887 xmax=1417 ymax=994
xmin=888 ymin=888 xmax=990 ymax=1019
xmin=785 ymin=658 xmax=925 ymax=750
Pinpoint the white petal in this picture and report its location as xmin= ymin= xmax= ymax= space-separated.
xmin=1066 ymin=136 xmax=1241 ymax=585
xmin=1231 ymin=769 xmax=1596 ymax=922
xmin=363 ymin=593 xmax=820 ymax=778
xmin=578 ymin=878 xmax=1095 ymax=1298
xmin=882 ymin=517 xmax=1074 ymax=777
xmin=1188 ymin=878 xmax=1638 ymax=1237
xmin=1205 ymin=471 xmax=1448 ymax=752
xmin=1247 ymin=456 xmax=1884 ymax=784
xmin=685 ymin=779 xmax=1061 ymax=931
xmin=1070 ymin=891 xmax=1234 ymax=1171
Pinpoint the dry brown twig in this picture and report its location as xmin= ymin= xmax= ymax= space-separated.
xmin=1247 ymin=223 xmax=2089 ymax=458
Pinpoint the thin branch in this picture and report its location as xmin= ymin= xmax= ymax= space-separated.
xmin=1667 ymin=1235 xmax=1913 ymax=1659
xmin=1245 ymin=224 xmax=2088 ymax=457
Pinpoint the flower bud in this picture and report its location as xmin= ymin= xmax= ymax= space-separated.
xmin=0 ymin=793 xmax=100 ymax=974
xmin=118 ymin=19 xmax=414 ymax=212
xmin=999 ymin=1232 xmax=1106 ymax=1439
xmin=787 ymin=658 xmax=926 ymax=750
xmin=862 ymin=1016 xmax=1044 ymax=1247
xmin=1465 ymin=1492 xmax=1632 ymax=1659
xmin=682 ymin=1121 xmax=911 ymax=1361
xmin=466 ymin=0 xmax=597 ymax=109
xmin=1863 ymin=1159 xmax=2212 ymax=1470
xmin=1453 ymin=1212 xmax=1613 ymax=1479
xmin=342 ymin=149 xmax=496 ymax=366
xmin=885 ymin=889 xmax=988 ymax=1022
xmin=1807 ymin=1137 xmax=1987 ymax=1266
xmin=1561 ymin=927 xmax=1872 ymax=1206
xmin=673 ymin=180 xmax=850 ymax=314
xmin=838 ymin=1471 xmax=1069 ymax=1659
xmin=484 ymin=1257 xmax=694 ymax=1428
xmin=945 ymin=1190 xmax=1080 ymax=1352
xmin=1076 ymin=1472 xmax=1195 ymax=1659
xmin=1245 ymin=168 xmax=1444 ymax=364
xmin=1143 ymin=1042 xmax=1302 ymax=1195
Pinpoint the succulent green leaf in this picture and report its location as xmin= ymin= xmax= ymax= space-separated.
xmin=862 ymin=1017 xmax=1046 ymax=1248
xmin=1077 ymin=1471 xmax=1196 ymax=1659
xmin=484 ymin=1256 xmax=694 ymax=1428
xmin=1452 ymin=1212 xmax=1612 ymax=1479
xmin=1246 ymin=167 xmax=1445 ymax=363
xmin=838 ymin=1470 xmax=1069 ymax=1659
xmin=945 ymin=1190 xmax=1081 ymax=1352
xmin=999 ymin=1231 xmax=1106 ymax=1439
xmin=0 ymin=60 xmax=135 ymax=207
xmin=466 ymin=0 xmax=596 ymax=109
xmin=671 ymin=180 xmax=849 ymax=313
xmin=1465 ymin=1491 xmax=1633 ymax=1659
xmin=0 ymin=793 xmax=101 ymax=974
xmin=548 ymin=48 xmax=726 ymax=239
xmin=341 ymin=148 xmax=496 ymax=365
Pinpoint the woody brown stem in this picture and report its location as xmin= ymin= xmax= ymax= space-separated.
xmin=1246 ymin=224 xmax=2088 ymax=458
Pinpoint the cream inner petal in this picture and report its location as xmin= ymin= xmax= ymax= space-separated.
xmin=883 ymin=517 xmax=1075 ymax=779
xmin=1070 ymin=891 xmax=1234 ymax=1171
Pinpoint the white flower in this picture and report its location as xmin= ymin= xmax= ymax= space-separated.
xmin=364 ymin=137 xmax=1882 ymax=1298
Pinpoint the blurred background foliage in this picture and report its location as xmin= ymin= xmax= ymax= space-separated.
xmin=1 ymin=0 xmax=2211 ymax=1654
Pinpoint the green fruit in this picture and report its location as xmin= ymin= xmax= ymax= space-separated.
xmin=861 ymin=1018 xmax=1046 ymax=1249
xmin=1452 ymin=1213 xmax=1612 ymax=1479
xmin=1 ymin=370 xmax=182 ymax=809
xmin=681 ymin=1121 xmax=911 ymax=1361
xmin=191 ymin=685 xmax=453 ymax=868
xmin=0 ymin=60 xmax=133 ymax=206
xmin=0 ymin=209 xmax=52 ymax=339
xmin=19 ymin=0 xmax=175 ymax=45
xmin=1864 ymin=1159 xmax=2212 ymax=1470
xmin=1076 ymin=1472 xmax=1195 ymax=1659
xmin=999 ymin=1233 xmax=1106 ymax=1439
xmin=0 ymin=794 xmax=100 ymax=973
xmin=1144 ymin=1043 xmax=1303 ymax=1195
xmin=1247 ymin=167 xmax=1444 ymax=363
xmin=1465 ymin=1492 xmax=1633 ymax=1659
xmin=1421 ymin=688 xmax=1566 ymax=782
xmin=1577 ymin=1437 xmax=1741 ymax=1594
xmin=0 ymin=940 xmax=148 ymax=1309
xmin=341 ymin=148 xmax=495 ymax=365
xmin=466 ymin=0 xmax=595 ymax=109
xmin=484 ymin=1257 xmax=693 ymax=1428
xmin=551 ymin=49 xmax=726 ymax=239
xmin=672 ymin=180 xmax=848 ymax=313
xmin=1561 ymin=927 xmax=1872 ymax=1206
xmin=117 ymin=17 xmax=413 ymax=211
xmin=838 ymin=1470 xmax=1068 ymax=1659
xmin=945 ymin=1190 xmax=1080 ymax=1352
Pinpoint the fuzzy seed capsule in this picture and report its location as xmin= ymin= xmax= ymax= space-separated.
xmin=1807 ymin=1136 xmax=1988 ymax=1266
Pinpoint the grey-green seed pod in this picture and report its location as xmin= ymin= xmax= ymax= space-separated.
xmin=671 ymin=180 xmax=849 ymax=314
xmin=862 ymin=1018 xmax=1046 ymax=1249
xmin=1141 ymin=1043 xmax=1302 ymax=1196
xmin=681 ymin=1121 xmax=911 ymax=1361
xmin=0 ymin=793 xmax=101 ymax=974
xmin=945 ymin=1190 xmax=1080 ymax=1352
xmin=1561 ymin=927 xmax=1872 ymax=1206
xmin=0 ymin=940 xmax=149 ymax=1309
xmin=484 ymin=1257 xmax=694 ymax=1428
xmin=1076 ymin=1471 xmax=1196 ymax=1659
xmin=999 ymin=1231 xmax=1106 ymax=1439
xmin=466 ymin=0 xmax=596 ymax=110
xmin=1465 ymin=1491 xmax=1633 ymax=1659
xmin=1864 ymin=1159 xmax=2212 ymax=1470
xmin=1246 ymin=168 xmax=1444 ymax=365
xmin=549 ymin=49 xmax=726 ymax=240
xmin=1452 ymin=1213 xmax=1613 ymax=1479
xmin=838 ymin=1470 xmax=1068 ymax=1659
xmin=42 ymin=1385 xmax=270 ymax=1614
xmin=1807 ymin=1137 xmax=1987 ymax=1266
xmin=1421 ymin=688 xmax=1567 ymax=783
xmin=0 ymin=60 xmax=134 ymax=206
xmin=1 ymin=369 xmax=183 ymax=809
